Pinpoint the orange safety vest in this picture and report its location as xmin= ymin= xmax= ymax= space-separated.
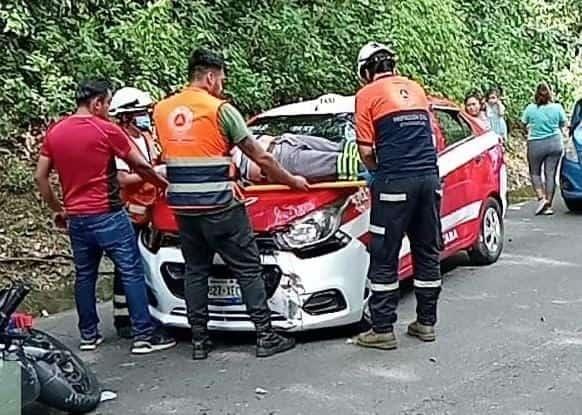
xmin=153 ymin=87 xmax=238 ymax=210
xmin=120 ymin=131 xmax=159 ymax=225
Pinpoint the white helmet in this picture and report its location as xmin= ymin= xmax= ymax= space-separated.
xmin=109 ymin=87 xmax=154 ymax=117
xmin=357 ymin=42 xmax=396 ymax=82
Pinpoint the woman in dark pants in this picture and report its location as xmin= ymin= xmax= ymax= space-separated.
xmin=522 ymin=83 xmax=567 ymax=215
xmin=109 ymin=87 xmax=162 ymax=337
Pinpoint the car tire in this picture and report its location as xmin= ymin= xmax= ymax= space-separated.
xmin=468 ymin=197 xmax=504 ymax=265
xmin=564 ymin=198 xmax=582 ymax=213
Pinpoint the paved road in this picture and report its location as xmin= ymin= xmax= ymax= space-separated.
xmin=34 ymin=199 xmax=582 ymax=415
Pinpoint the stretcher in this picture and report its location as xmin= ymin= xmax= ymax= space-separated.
xmin=244 ymin=180 xmax=367 ymax=192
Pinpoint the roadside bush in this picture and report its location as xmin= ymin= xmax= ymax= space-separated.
xmin=0 ymin=155 xmax=34 ymax=194
xmin=0 ymin=0 xmax=579 ymax=142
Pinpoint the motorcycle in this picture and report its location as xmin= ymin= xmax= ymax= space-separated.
xmin=0 ymin=280 xmax=101 ymax=413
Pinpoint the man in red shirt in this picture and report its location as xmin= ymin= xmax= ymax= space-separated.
xmin=35 ymin=79 xmax=176 ymax=354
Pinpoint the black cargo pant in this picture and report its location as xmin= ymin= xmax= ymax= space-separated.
xmin=176 ymin=204 xmax=272 ymax=338
xmin=112 ymin=222 xmax=141 ymax=330
xmin=368 ymin=173 xmax=443 ymax=333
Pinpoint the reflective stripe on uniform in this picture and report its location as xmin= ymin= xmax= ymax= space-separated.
xmin=114 ymin=295 xmax=127 ymax=303
xmin=369 ymin=224 xmax=385 ymax=235
xmin=169 ymin=182 xmax=231 ymax=193
xmin=166 ymin=157 xmax=231 ymax=167
xmin=127 ymin=204 xmax=147 ymax=215
xmin=113 ymin=308 xmax=130 ymax=317
xmin=413 ymin=279 xmax=442 ymax=288
xmin=379 ymin=193 xmax=407 ymax=202
xmin=369 ymin=281 xmax=399 ymax=292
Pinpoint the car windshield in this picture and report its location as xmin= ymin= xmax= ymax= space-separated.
xmin=249 ymin=113 xmax=355 ymax=143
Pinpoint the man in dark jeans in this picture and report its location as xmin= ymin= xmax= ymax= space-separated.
xmin=35 ymin=79 xmax=176 ymax=355
xmin=154 ymin=48 xmax=309 ymax=359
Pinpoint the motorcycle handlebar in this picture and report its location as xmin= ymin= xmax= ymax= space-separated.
xmin=0 ymin=282 xmax=30 ymax=332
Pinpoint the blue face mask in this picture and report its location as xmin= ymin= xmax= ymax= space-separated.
xmin=134 ymin=115 xmax=151 ymax=131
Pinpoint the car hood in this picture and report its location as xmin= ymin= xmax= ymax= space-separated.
xmin=151 ymin=187 xmax=358 ymax=234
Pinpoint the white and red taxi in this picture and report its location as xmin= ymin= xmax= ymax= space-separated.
xmin=139 ymin=94 xmax=506 ymax=332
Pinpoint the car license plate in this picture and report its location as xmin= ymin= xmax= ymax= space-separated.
xmin=208 ymin=278 xmax=242 ymax=304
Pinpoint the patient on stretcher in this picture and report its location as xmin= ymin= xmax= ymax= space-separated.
xmin=232 ymin=133 xmax=365 ymax=184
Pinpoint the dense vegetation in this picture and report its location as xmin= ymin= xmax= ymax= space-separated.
xmin=0 ymin=0 xmax=578 ymax=298
xmin=0 ymin=0 xmax=580 ymax=140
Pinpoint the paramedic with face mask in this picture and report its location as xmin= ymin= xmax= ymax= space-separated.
xmin=109 ymin=86 xmax=164 ymax=338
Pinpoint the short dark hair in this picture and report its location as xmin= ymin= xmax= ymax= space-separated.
xmin=486 ymin=87 xmax=501 ymax=99
xmin=464 ymin=92 xmax=482 ymax=106
xmin=75 ymin=79 xmax=112 ymax=106
xmin=187 ymin=48 xmax=226 ymax=81
xmin=535 ymin=82 xmax=552 ymax=106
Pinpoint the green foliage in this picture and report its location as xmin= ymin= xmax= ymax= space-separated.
xmin=0 ymin=0 xmax=578 ymax=141
xmin=0 ymin=155 xmax=34 ymax=194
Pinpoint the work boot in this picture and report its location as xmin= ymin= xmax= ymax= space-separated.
xmin=192 ymin=331 xmax=214 ymax=360
xmin=256 ymin=331 xmax=296 ymax=358
xmin=407 ymin=321 xmax=436 ymax=342
xmin=192 ymin=338 xmax=214 ymax=360
xmin=353 ymin=329 xmax=398 ymax=350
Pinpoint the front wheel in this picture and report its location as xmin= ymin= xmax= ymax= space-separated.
xmin=468 ymin=198 xmax=504 ymax=265
xmin=564 ymin=198 xmax=582 ymax=213
xmin=24 ymin=329 xmax=101 ymax=414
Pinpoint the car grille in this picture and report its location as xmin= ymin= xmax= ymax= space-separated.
xmin=160 ymin=232 xmax=277 ymax=254
xmin=161 ymin=262 xmax=282 ymax=300
xmin=169 ymin=306 xmax=287 ymax=322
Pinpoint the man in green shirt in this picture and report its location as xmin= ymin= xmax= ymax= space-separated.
xmin=154 ymin=48 xmax=309 ymax=361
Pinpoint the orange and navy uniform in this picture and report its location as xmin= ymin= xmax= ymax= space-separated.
xmin=355 ymin=75 xmax=437 ymax=179
xmin=118 ymin=131 xmax=159 ymax=225
xmin=153 ymin=87 xmax=236 ymax=211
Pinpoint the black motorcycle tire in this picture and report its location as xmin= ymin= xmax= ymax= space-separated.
xmin=25 ymin=329 xmax=101 ymax=414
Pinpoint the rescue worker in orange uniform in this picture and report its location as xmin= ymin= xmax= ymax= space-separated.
xmin=154 ymin=48 xmax=309 ymax=360
xmin=354 ymin=43 xmax=443 ymax=349
xmin=109 ymin=86 xmax=165 ymax=338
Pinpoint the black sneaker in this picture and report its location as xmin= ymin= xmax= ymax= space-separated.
xmin=192 ymin=338 xmax=214 ymax=360
xmin=79 ymin=335 xmax=104 ymax=351
xmin=131 ymin=333 xmax=176 ymax=355
xmin=256 ymin=332 xmax=296 ymax=358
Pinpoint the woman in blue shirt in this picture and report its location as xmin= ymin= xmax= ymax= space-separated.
xmin=522 ymin=83 xmax=567 ymax=215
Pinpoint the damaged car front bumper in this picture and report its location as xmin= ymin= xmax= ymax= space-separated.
xmin=138 ymin=230 xmax=369 ymax=332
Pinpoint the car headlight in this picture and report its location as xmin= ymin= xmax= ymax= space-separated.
xmin=275 ymin=202 xmax=345 ymax=250
xmin=564 ymin=138 xmax=579 ymax=163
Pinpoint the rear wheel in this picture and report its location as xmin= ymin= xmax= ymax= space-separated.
xmin=469 ymin=198 xmax=504 ymax=265
xmin=564 ymin=198 xmax=582 ymax=213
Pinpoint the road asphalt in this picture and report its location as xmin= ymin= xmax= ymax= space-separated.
xmin=29 ymin=198 xmax=582 ymax=415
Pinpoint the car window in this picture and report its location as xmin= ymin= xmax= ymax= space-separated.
xmin=249 ymin=113 xmax=354 ymax=143
xmin=435 ymin=109 xmax=473 ymax=147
